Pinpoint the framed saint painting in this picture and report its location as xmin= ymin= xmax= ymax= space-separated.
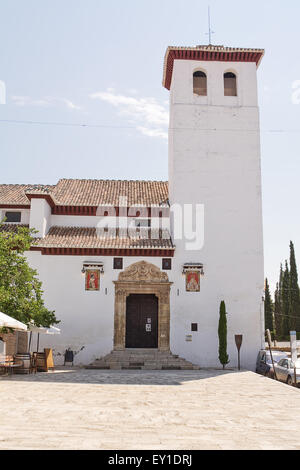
xmin=185 ymin=271 xmax=200 ymax=292
xmin=85 ymin=269 xmax=100 ymax=291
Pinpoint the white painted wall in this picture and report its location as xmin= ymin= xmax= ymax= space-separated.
xmin=26 ymin=249 xmax=263 ymax=371
xmin=50 ymin=215 xmax=170 ymax=230
xmin=168 ymin=59 xmax=264 ymax=370
xmin=29 ymin=199 xmax=51 ymax=237
xmin=51 ymin=215 xmax=114 ymax=228
xmin=26 ymin=252 xmax=174 ymax=365
xmin=21 ymin=57 xmax=265 ymax=371
xmin=0 ymin=209 xmax=30 ymax=225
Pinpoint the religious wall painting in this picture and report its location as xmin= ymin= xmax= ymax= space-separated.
xmin=185 ymin=270 xmax=200 ymax=292
xmin=85 ymin=269 xmax=100 ymax=291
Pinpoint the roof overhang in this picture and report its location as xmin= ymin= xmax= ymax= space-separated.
xmin=30 ymin=247 xmax=175 ymax=257
xmin=162 ymin=45 xmax=265 ymax=90
xmin=25 ymin=192 xmax=56 ymax=209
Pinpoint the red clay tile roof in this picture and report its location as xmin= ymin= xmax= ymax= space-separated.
xmin=0 ymin=224 xmax=29 ymax=233
xmin=0 ymin=185 xmax=54 ymax=206
xmin=51 ymin=179 xmax=169 ymax=207
xmin=0 ymin=185 xmax=33 ymax=206
xmin=35 ymin=226 xmax=174 ymax=250
xmin=0 ymin=180 xmax=169 ymax=207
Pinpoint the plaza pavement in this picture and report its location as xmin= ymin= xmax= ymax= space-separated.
xmin=0 ymin=368 xmax=300 ymax=450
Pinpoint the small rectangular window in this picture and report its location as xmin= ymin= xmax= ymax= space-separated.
xmin=162 ymin=258 xmax=172 ymax=270
xmin=113 ymin=258 xmax=123 ymax=270
xmin=191 ymin=323 xmax=198 ymax=332
xmin=5 ymin=211 xmax=21 ymax=223
xmin=134 ymin=219 xmax=150 ymax=228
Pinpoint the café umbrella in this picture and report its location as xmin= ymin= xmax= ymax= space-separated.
xmin=28 ymin=324 xmax=61 ymax=352
xmin=0 ymin=312 xmax=27 ymax=331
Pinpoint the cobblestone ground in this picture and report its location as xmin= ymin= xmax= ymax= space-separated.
xmin=0 ymin=368 xmax=300 ymax=450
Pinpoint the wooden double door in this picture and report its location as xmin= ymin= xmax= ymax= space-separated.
xmin=125 ymin=294 xmax=158 ymax=348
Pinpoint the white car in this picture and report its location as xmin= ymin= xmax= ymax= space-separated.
xmin=274 ymin=358 xmax=300 ymax=386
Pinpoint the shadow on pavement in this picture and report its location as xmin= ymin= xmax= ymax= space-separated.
xmin=0 ymin=367 xmax=246 ymax=386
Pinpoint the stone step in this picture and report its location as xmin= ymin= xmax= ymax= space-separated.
xmin=86 ymin=365 xmax=110 ymax=370
xmin=161 ymin=365 xmax=181 ymax=370
xmin=87 ymin=349 xmax=198 ymax=370
xmin=122 ymin=366 xmax=142 ymax=370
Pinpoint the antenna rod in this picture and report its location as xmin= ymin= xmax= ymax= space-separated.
xmin=206 ymin=6 xmax=215 ymax=45
xmin=208 ymin=6 xmax=212 ymax=44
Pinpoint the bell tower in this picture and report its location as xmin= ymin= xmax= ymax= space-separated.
xmin=163 ymin=45 xmax=265 ymax=369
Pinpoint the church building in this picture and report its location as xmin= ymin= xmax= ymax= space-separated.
xmin=0 ymin=44 xmax=265 ymax=370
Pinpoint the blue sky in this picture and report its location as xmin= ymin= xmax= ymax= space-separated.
xmin=0 ymin=0 xmax=300 ymax=292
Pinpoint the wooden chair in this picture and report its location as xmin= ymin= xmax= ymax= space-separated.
xmin=0 ymin=355 xmax=12 ymax=375
xmin=30 ymin=353 xmax=37 ymax=374
xmin=0 ymin=355 xmax=22 ymax=375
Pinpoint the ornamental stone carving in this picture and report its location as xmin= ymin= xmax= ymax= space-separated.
xmin=113 ymin=260 xmax=172 ymax=351
xmin=118 ymin=261 xmax=169 ymax=283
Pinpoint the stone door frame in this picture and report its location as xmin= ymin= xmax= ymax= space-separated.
xmin=113 ymin=261 xmax=172 ymax=351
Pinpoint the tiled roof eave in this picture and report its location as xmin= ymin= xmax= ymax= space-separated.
xmin=162 ymin=45 xmax=265 ymax=89
xmin=53 ymin=203 xmax=170 ymax=208
xmin=34 ymin=243 xmax=175 ymax=250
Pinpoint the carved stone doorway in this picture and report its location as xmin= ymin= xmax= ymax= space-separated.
xmin=113 ymin=261 xmax=172 ymax=351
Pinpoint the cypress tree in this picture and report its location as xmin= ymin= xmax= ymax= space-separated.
xmin=288 ymin=241 xmax=300 ymax=331
xmin=282 ymin=260 xmax=290 ymax=335
xmin=274 ymin=280 xmax=283 ymax=339
xmin=218 ymin=300 xmax=229 ymax=369
xmin=264 ymin=278 xmax=273 ymax=332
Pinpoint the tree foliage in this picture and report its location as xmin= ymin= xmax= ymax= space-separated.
xmin=288 ymin=241 xmax=300 ymax=331
xmin=272 ymin=242 xmax=300 ymax=339
xmin=281 ymin=260 xmax=290 ymax=335
xmin=264 ymin=278 xmax=273 ymax=332
xmin=0 ymin=224 xmax=58 ymax=328
xmin=274 ymin=272 xmax=283 ymax=338
xmin=218 ymin=300 xmax=229 ymax=369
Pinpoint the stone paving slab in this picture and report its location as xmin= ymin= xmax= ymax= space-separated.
xmin=0 ymin=368 xmax=300 ymax=450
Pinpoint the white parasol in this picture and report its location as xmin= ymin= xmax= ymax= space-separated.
xmin=28 ymin=323 xmax=61 ymax=352
xmin=0 ymin=312 xmax=27 ymax=331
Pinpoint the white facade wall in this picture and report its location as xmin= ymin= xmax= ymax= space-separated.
xmin=29 ymin=199 xmax=51 ymax=237
xmin=168 ymin=59 xmax=264 ymax=370
xmin=26 ymin=252 xmax=175 ymax=365
xmin=16 ymin=56 xmax=265 ymax=371
xmin=0 ymin=208 xmax=30 ymax=225
xmin=50 ymin=215 xmax=170 ymax=230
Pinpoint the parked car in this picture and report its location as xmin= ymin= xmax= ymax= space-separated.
xmin=274 ymin=358 xmax=300 ymax=386
xmin=256 ymin=350 xmax=288 ymax=377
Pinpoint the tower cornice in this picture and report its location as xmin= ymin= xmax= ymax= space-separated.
xmin=162 ymin=45 xmax=265 ymax=90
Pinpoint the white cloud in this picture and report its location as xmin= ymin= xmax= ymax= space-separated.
xmin=137 ymin=126 xmax=168 ymax=140
xmin=12 ymin=96 xmax=50 ymax=107
xmin=89 ymin=89 xmax=169 ymax=139
xmin=11 ymin=95 xmax=81 ymax=110
xmin=60 ymin=98 xmax=81 ymax=110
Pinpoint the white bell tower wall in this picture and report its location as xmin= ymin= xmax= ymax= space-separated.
xmin=167 ymin=52 xmax=265 ymax=369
